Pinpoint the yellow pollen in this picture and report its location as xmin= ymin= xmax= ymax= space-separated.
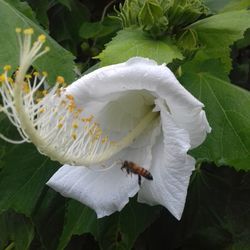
xmin=82 ymin=115 xmax=94 ymax=123
xmin=0 ymin=74 xmax=6 ymax=82
xmin=56 ymin=76 xmax=65 ymax=84
xmin=66 ymin=94 xmax=74 ymax=101
xmin=4 ymin=65 xmax=11 ymax=71
xmin=72 ymin=122 xmax=78 ymax=129
xmin=101 ymin=136 xmax=109 ymax=143
xmin=39 ymin=108 xmax=45 ymax=113
xmin=23 ymin=28 xmax=34 ymax=35
xmin=25 ymin=74 xmax=32 ymax=79
xmin=68 ymin=103 xmax=76 ymax=112
xmin=45 ymin=46 xmax=50 ymax=52
xmin=58 ymin=123 xmax=63 ymax=129
xmin=33 ymin=71 xmax=39 ymax=76
xmin=15 ymin=27 xmax=22 ymax=33
xmin=36 ymin=98 xmax=42 ymax=103
xmin=38 ymin=34 xmax=46 ymax=43
xmin=42 ymin=71 xmax=48 ymax=77
xmin=72 ymin=133 xmax=77 ymax=140
xmin=56 ymin=89 xmax=61 ymax=97
xmin=8 ymin=77 xmax=14 ymax=84
xmin=42 ymin=90 xmax=48 ymax=96
xmin=22 ymin=82 xmax=30 ymax=93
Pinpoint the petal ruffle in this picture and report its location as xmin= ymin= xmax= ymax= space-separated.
xmin=138 ymin=101 xmax=195 ymax=220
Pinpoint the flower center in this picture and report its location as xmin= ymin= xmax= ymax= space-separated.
xmin=0 ymin=28 xmax=160 ymax=166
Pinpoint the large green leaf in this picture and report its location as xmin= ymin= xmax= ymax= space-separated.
xmin=0 ymin=143 xmax=59 ymax=215
xmin=0 ymin=211 xmax=34 ymax=250
xmin=57 ymin=200 xmax=97 ymax=250
xmin=0 ymin=115 xmax=59 ymax=216
xmin=132 ymin=164 xmax=250 ymax=249
xmin=0 ymin=0 xmax=75 ymax=84
xmin=180 ymin=59 xmax=250 ymax=170
xmin=97 ymin=28 xmax=183 ymax=66
xmin=32 ymin=189 xmax=66 ymax=250
xmin=58 ymin=199 xmax=161 ymax=250
xmin=180 ymin=164 xmax=250 ymax=249
xmin=190 ymin=10 xmax=250 ymax=72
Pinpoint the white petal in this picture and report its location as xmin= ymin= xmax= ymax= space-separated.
xmin=47 ymin=120 xmax=161 ymax=218
xmin=66 ymin=57 xmax=210 ymax=148
xmin=47 ymin=164 xmax=139 ymax=218
xmin=96 ymin=90 xmax=154 ymax=140
xmin=138 ymin=103 xmax=195 ymax=220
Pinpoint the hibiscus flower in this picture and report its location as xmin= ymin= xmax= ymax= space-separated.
xmin=0 ymin=28 xmax=211 ymax=220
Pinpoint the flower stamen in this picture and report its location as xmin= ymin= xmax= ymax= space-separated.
xmin=0 ymin=28 xmax=160 ymax=166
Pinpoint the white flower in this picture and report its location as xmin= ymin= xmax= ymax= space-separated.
xmin=0 ymin=28 xmax=211 ymax=220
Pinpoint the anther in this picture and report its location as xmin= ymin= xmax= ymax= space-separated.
xmin=4 ymin=65 xmax=11 ymax=71
xmin=72 ymin=122 xmax=78 ymax=129
xmin=25 ymin=74 xmax=32 ymax=79
xmin=58 ymin=123 xmax=63 ymax=129
xmin=8 ymin=77 xmax=14 ymax=84
xmin=56 ymin=76 xmax=65 ymax=85
xmin=0 ymin=74 xmax=6 ymax=82
xmin=66 ymin=94 xmax=74 ymax=101
xmin=72 ymin=133 xmax=77 ymax=140
xmin=42 ymin=71 xmax=48 ymax=77
xmin=23 ymin=28 xmax=34 ymax=35
xmin=38 ymin=34 xmax=46 ymax=43
xmin=15 ymin=28 xmax=22 ymax=33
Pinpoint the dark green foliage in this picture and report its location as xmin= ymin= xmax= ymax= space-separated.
xmin=0 ymin=0 xmax=249 ymax=249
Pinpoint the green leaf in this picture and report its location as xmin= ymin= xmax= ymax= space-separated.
xmin=0 ymin=116 xmax=59 ymax=215
xmin=97 ymin=28 xmax=183 ymax=66
xmin=58 ymin=198 xmax=160 ymax=250
xmin=181 ymin=59 xmax=250 ymax=170
xmin=205 ymin=0 xmax=250 ymax=13
xmin=0 ymin=0 xmax=75 ymax=84
xmin=95 ymin=200 xmax=160 ymax=250
xmin=32 ymin=189 xmax=66 ymax=250
xmin=57 ymin=200 xmax=97 ymax=250
xmin=0 ymin=211 xmax=34 ymax=250
xmin=49 ymin=1 xmax=90 ymax=55
xmin=0 ymin=143 xmax=59 ymax=215
xmin=222 ymin=0 xmax=250 ymax=12
xmin=190 ymin=10 xmax=250 ymax=72
xmin=179 ymin=164 xmax=250 ymax=249
xmin=26 ymin=0 xmax=51 ymax=28
xmin=58 ymin=0 xmax=72 ymax=10
xmin=79 ymin=21 xmax=118 ymax=39
xmin=5 ymin=0 xmax=37 ymax=22
xmin=203 ymin=0 xmax=230 ymax=12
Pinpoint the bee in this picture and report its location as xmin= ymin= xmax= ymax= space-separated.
xmin=121 ymin=160 xmax=153 ymax=186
